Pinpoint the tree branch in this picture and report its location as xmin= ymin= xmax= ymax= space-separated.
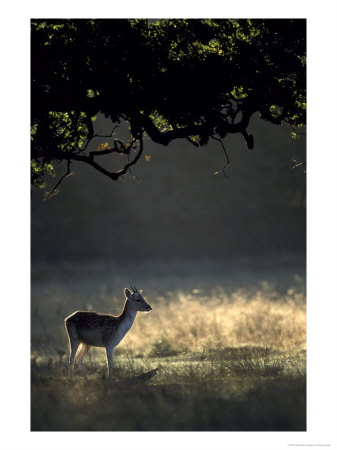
xmin=44 ymin=160 xmax=74 ymax=200
xmin=138 ymin=109 xmax=255 ymax=148
xmin=78 ymin=125 xmax=120 ymax=153
xmin=56 ymin=135 xmax=144 ymax=183
xmin=88 ymin=138 xmax=137 ymax=158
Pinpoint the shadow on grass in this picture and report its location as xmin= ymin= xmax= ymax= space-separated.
xmin=31 ymin=362 xmax=306 ymax=431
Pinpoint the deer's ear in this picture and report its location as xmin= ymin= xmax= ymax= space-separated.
xmin=124 ymin=288 xmax=132 ymax=298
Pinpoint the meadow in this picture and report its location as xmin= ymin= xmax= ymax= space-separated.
xmin=31 ymin=260 xmax=306 ymax=431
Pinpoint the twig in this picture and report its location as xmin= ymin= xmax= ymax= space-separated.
xmin=76 ymin=125 xmax=120 ymax=154
xmin=291 ymin=159 xmax=306 ymax=171
xmin=285 ymin=120 xmax=306 ymax=136
xmin=196 ymin=346 xmax=207 ymax=369
xmin=114 ymin=133 xmax=144 ymax=178
xmin=44 ymin=160 xmax=74 ymax=200
xmin=211 ymin=135 xmax=230 ymax=178
xmin=89 ymin=138 xmax=138 ymax=158
xmin=186 ymin=136 xmax=199 ymax=147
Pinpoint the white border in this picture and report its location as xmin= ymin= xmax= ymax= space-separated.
xmin=1 ymin=1 xmax=337 ymax=449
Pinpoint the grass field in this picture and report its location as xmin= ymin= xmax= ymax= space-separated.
xmin=31 ymin=263 xmax=306 ymax=431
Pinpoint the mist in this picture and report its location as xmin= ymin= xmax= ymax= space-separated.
xmin=31 ymin=113 xmax=305 ymax=275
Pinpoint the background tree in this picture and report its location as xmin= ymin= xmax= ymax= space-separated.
xmin=31 ymin=18 xmax=306 ymax=195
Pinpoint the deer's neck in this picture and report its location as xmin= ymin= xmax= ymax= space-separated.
xmin=118 ymin=299 xmax=137 ymax=333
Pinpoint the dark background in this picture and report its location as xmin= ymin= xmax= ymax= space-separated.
xmin=31 ymin=113 xmax=306 ymax=274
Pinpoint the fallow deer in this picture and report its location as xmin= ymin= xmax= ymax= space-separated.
xmin=64 ymin=286 xmax=152 ymax=381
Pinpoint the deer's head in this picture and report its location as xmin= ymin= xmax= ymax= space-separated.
xmin=125 ymin=286 xmax=152 ymax=312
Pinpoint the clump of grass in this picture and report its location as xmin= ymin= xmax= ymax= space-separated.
xmin=205 ymin=344 xmax=275 ymax=361
xmin=223 ymin=357 xmax=285 ymax=377
xmin=148 ymin=337 xmax=183 ymax=357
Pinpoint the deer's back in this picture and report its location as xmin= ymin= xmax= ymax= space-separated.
xmin=66 ymin=311 xmax=118 ymax=328
xmin=65 ymin=311 xmax=120 ymax=347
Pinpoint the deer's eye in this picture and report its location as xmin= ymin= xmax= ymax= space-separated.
xmin=137 ymin=299 xmax=141 ymax=302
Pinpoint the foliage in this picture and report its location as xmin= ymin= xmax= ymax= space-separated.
xmin=31 ymin=19 xmax=306 ymax=191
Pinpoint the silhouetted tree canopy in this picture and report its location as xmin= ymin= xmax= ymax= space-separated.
xmin=31 ymin=18 xmax=306 ymax=194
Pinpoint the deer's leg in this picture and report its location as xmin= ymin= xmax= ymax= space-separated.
xmin=106 ymin=346 xmax=115 ymax=382
xmin=69 ymin=338 xmax=80 ymax=380
xmin=76 ymin=343 xmax=91 ymax=379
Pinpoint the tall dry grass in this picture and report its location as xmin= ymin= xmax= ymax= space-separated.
xmin=31 ymin=282 xmax=306 ymax=359
xmin=123 ymin=285 xmax=306 ymax=358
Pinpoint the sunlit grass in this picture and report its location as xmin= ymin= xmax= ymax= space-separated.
xmin=127 ymin=286 xmax=306 ymax=358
